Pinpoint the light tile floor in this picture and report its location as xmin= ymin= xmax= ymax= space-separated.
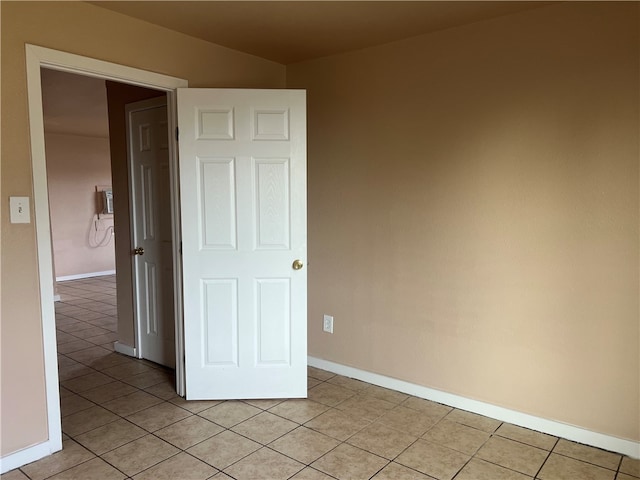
xmin=3 ymin=276 xmax=639 ymax=480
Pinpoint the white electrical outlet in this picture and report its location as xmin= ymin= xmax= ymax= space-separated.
xmin=323 ymin=314 xmax=334 ymax=333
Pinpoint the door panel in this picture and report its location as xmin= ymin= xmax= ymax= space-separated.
xmin=178 ymin=89 xmax=307 ymax=400
xmin=128 ymin=98 xmax=176 ymax=368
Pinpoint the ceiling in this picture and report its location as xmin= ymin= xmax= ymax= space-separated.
xmin=43 ymin=2 xmax=554 ymax=137
xmin=90 ymin=1 xmax=554 ymax=65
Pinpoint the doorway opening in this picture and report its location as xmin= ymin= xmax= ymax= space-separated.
xmin=41 ymin=68 xmax=175 ymax=369
xmin=39 ymin=66 xmax=181 ymax=456
xmin=26 ymin=44 xmax=188 ymax=459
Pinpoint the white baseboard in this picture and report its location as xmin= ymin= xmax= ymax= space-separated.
xmin=0 ymin=440 xmax=60 ymax=474
xmin=114 ymin=341 xmax=137 ymax=358
xmin=308 ymin=356 xmax=640 ymax=459
xmin=56 ymin=270 xmax=116 ymax=282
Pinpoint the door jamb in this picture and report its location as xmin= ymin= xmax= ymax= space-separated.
xmin=25 ymin=44 xmax=188 ymax=458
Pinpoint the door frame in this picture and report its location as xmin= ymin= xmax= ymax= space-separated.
xmin=25 ymin=44 xmax=188 ymax=458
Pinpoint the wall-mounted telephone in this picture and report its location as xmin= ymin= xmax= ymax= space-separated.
xmin=102 ymin=189 xmax=114 ymax=214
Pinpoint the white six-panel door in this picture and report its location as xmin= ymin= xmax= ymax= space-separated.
xmin=177 ymin=89 xmax=307 ymax=399
xmin=127 ymin=97 xmax=176 ymax=368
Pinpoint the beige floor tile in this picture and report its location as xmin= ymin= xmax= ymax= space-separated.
xmin=58 ymin=363 xmax=95 ymax=382
xmin=224 ymin=447 xmax=305 ymax=480
xmin=143 ymin=382 xmax=180 ymax=400
xmin=243 ymin=398 xmax=285 ymax=409
xmin=327 ymin=375 xmax=370 ymax=392
xmin=476 ymin=436 xmax=548 ymax=477
xmin=620 ymin=456 xmax=640 ymax=477
xmin=618 ymin=473 xmax=639 ymax=480
xmin=86 ymin=316 xmax=118 ymax=330
xmin=61 ymin=371 xmax=114 ymax=393
xmin=198 ymin=400 xmax=261 ymax=428
xmin=121 ymin=369 xmax=173 ymax=389
xmin=553 ymin=439 xmax=622 ymax=470
xmin=59 ymin=387 xmax=74 ymax=399
xmin=169 ymin=397 xmax=223 ymax=413
xmin=57 ymin=322 xmax=96 ymax=333
xmin=335 ymin=394 xmax=396 ymax=421
xmin=85 ymin=332 xmax=119 ymax=346
xmin=304 ymin=408 xmax=370 ymax=441
xmin=21 ymin=439 xmax=95 ymax=480
xmin=69 ymin=310 xmax=110 ymax=321
xmin=210 ymin=473 xmax=235 ymax=479
xmin=495 ymin=423 xmax=558 ymax=451
xmin=101 ymin=435 xmax=179 ymax=477
xmin=0 ymin=469 xmax=30 ymax=480
xmin=308 ymin=382 xmax=356 ymax=406
xmin=187 ymin=430 xmax=261 ymax=470
xmin=55 ymin=319 xmax=80 ymax=330
xmin=377 ymin=405 xmax=439 ymax=437
xmin=307 ymin=366 xmax=336 ymax=381
xmin=363 ymin=384 xmax=409 ymax=404
xmin=311 ymin=443 xmax=388 ymax=480
xmin=74 ymin=418 xmax=147 ymax=455
xmin=396 ymin=439 xmax=469 ymax=480
xmin=100 ymin=362 xmax=158 ymax=380
xmin=102 ymin=390 xmax=164 ymax=416
xmin=48 ymin=457 xmax=126 ymax=479
xmin=155 ymin=415 xmax=224 ymax=450
xmin=68 ymin=326 xmax=111 ymax=339
xmin=307 ymin=377 xmax=322 ymax=389
xmin=401 ymin=397 xmax=453 ymax=420
xmin=422 ymin=419 xmax=490 ymax=455
xmin=289 ymin=467 xmax=336 ymax=479
xmin=56 ymin=330 xmax=80 ymax=343
xmin=371 ymin=462 xmax=437 ymax=479
xmin=57 ymin=355 xmax=78 ymax=368
xmin=454 ymin=458 xmax=532 ymax=480
xmin=232 ymin=411 xmax=298 ymax=444
xmin=62 ymin=405 xmax=120 ymax=436
xmin=80 ymin=380 xmax=138 ymax=404
xmin=268 ymin=398 xmax=329 ymax=424
xmin=270 ymin=427 xmax=340 ymax=464
xmin=66 ymin=346 xmax=115 ymax=365
xmin=89 ymin=352 xmax=135 ymax=370
xmin=55 ymin=315 xmax=78 ymax=325
xmin=60 ymin=393 xmax=95 ymax=417
xmin=538 ymin=453 xmax=615 ymax=480
xmin=132 ymin=452 xmax=217 ymax=480
xmin=445 ymin=409 xmax=502 ymax=433
xmin=126 ymin=402 xmax=192 ymax=432
xmin=347 ymin=422 xmax=417 ymax=459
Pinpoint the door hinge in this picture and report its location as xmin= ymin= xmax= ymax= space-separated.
xmin=179 ymin=241 xmax=182 ymax=254
xmin=175 ymin=127 xmax=179 ymax=141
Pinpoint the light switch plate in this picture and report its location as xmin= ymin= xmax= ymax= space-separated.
xmin=10 ymin=196 xmax=30 ymax=224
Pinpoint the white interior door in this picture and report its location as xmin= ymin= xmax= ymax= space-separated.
xmin=178 ymin=88 xmax=307 ymax=399
xmin=127 ymin=97 xmax=176 ymax=368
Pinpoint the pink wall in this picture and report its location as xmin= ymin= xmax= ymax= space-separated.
xmin=45 ymin=132 xmax=116 ymax=278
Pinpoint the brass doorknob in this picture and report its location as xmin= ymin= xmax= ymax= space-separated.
xmin=133 ymin=247 xmax=145 ymax=256
xmin=292 ymin=259 xmax=304 ymax=270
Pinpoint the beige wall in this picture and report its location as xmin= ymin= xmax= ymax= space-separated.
xmin=45 ymin=133 xmax=116 ymax=278
xmin=288 ymin=2 xmax=639 ymax=441
xmin=0 ymin=1 xmax=284 ymax=457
